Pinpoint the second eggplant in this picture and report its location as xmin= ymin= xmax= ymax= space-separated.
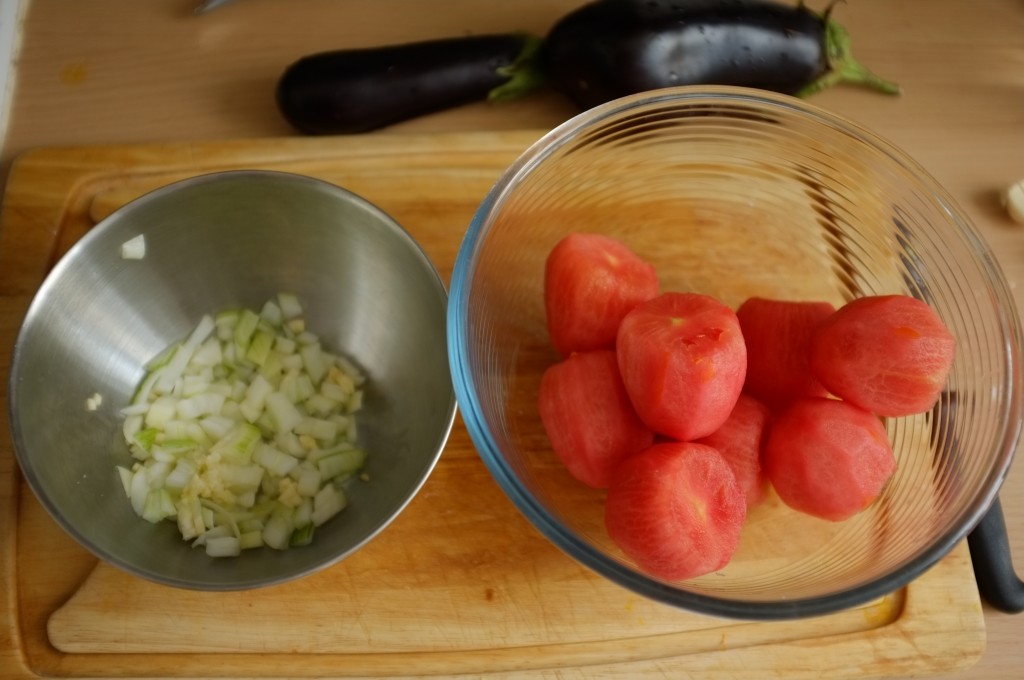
xmin=542 ymin=0 xmax=900 ymax=110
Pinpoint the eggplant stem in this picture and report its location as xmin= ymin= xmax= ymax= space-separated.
xmin=797 ymin=19 xmax=901 ymax=97
xmin=488 ymin=33 xmax=547 ymax=102
xmin=822 ymin=0 xmax=846 ymax=22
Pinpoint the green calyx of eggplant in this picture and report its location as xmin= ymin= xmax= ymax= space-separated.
xmin=488 ymin=33 xmax=547 ymax=102
xmin=797 ymin=16 xmax=901 ymax=98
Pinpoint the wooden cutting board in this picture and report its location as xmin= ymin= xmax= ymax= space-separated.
xmin=0 ymin=132 xmax=986 ymax=679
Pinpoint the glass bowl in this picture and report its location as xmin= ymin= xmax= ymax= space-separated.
xmin=447 ymin=86 xmax=1023 ymax=619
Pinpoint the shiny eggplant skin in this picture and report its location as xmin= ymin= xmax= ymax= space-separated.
xmin=277 ymin=34 xmax=542 ymax=134
xmin=543 ymin=0 xmax=897 ymax=109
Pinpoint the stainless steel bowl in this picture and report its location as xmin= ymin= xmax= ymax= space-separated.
xmin=8 ymin=170 xmax=455 ymax=590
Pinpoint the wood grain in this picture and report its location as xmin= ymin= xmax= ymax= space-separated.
xmin=1 ymin=1 xmax=1022 ymax=679
xmin=0 ymin=132 xmax=988 ymax=679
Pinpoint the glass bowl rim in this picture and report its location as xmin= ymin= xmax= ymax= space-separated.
xmin=447 ymin=85 xmax=1024 ymax=619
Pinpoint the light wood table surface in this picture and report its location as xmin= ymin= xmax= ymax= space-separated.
xmin=1 ymin=1 xmax=1023 ymax=678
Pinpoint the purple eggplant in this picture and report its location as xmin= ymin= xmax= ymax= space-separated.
xmin=276 ymin=33 xmax=545 ymax=134
xmin=276 ymin=1 xmax=898 ymax=135
xmin=543 ymin=0 xmax=900 ymax=110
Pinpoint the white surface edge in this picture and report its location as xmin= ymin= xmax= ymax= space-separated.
xmin=0 ymin=0 xmax=29 ymax=162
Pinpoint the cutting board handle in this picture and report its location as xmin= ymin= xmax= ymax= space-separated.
xmin=969 ymin=496 xmax=1024 ymax=613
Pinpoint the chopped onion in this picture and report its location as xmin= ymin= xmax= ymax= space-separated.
xmin=116 ymin=295 xmax=368 ymax=556
xmin=277 ymin=292 xmax=303 ymax=320
xmin=120 ymin=234 xmax=146 ymax=260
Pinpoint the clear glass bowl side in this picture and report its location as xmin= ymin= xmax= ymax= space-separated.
xmin=449 ymin=88 xmax=1023 ymax=618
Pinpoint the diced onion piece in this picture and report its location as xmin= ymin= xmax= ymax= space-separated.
xmin=300 ymin=343 xmax=327 ymax=385
xmin=145 ymin=396 xmax=178 ymax=429
xmin=177 ymin=392 xmax=225 ymax=420
xmin=122 ymin=414 xmax=143 ymax=441
xmin=240 ymin=373 xmax=273 ymax=423
xmin=259 ymin=351 xmax=284 ymax=383
xmin=275 ymin=431 xmax=304 ymax=457
xmin=275 ymin=336 xmax=296 ymax=355
xmin=120 ymin=234 xmax=146 ymax=259
xmin=129 ymin=470 xmax=149 ymax=517
xmin=120 ymin=403 xmax=150 ymax=417
xmin=239 ymin=530 xmax=264 ymax=550
xmin=262 ymin=514 xmax=293 ymax=550
xmin=295 ymin=466 xmax=322 ymax=497
xmin=238 ymin=518 xmax=264 ymax=533
xmin=277 ymin=293 xmax=303 ymax=320
xmin=294 ymin=498 xmax=313 ymax=527
xmin=117 ymin=466 xmax=133 ymax=498
xmin=142 ymin=489 xmax=175 ymax=523
xmin=221 ymin=463 xmax=264 ymax=492
xmin=191 ymin=337 xmax=223 ymax=367
xmin=312 ymin=484 xmax=347 ymax=526
xmin=163 ymin=420 xmax=190 ymax=440
xmin=295 ymin=374 xmax=315 ymax=402
xmin=295 ymin=416 xmax=337 ymax=442
xmin=260 ymin=299 xmax=284 ymax=326
xmin=130 ymin=370 xmax=162 ymax=408
xmin=305 ymin=393 xmax=336 ymax=416
xmin=181 ymin=375 xmax=210 ymax=398
xmin=154 ymin=438 xmax=197 ymax=456
xmin=246 ymin=329 xmax=275 ymax=366
xmin=335 ymin=355 xmax=365 ymax=385
xmin=254 ymin=443 xmax=300 ymax=478
xmin=85 ymin=392 xmax=103 ymax=411
xmin=155 ymin=315 xmax=215 ymax=394
xmin=205 ymin=536 xmax=241 ymax=557
xmin=210 ymin=423 xmax=262 ymax=463
xmin=290 ymin=523 xmax=315 ymax=547
xmin=317 ymin=448 xmax=367 ymax=481
xmin=233 ymin=309 xmax=260 ymax=356
xmin=265 ymin=392 xmax=303 ymax=433
xmin=236 ymin=489 xmax=257 ymax=508
xmin=347 ymin=391 xmax=364 ymax=414
xmin=164 ymin=459 xmax=197 ymax=490
xmin=320 ymin=381 xmax=349 ymax=402
xmin=215 ymin=309 xmax=239 ymax=338
xmin=132 ymin=427 xmax=159 ymax=453
xmin=200 ymin=415 xmax=235 ymax=440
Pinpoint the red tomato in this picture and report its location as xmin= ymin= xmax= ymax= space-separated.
xmin=544 ymin=233 xmax=659 ymax=357
xmin=538 ymin=350 xmax=654 ymax=488
xmin=616 ymin=292 xmax=746 ymax=441
xmin=736 ymin=297 xmax=835 ymax=410
xmin=764 ymin=398 xmax=896 ymax=521
xmin=604 ymin=442 xmax=746 ymax=581
xmin=695 ymin=393 xmax=772 ymax=507
xmin=810 ymin=295 xmax=955 ymax=416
